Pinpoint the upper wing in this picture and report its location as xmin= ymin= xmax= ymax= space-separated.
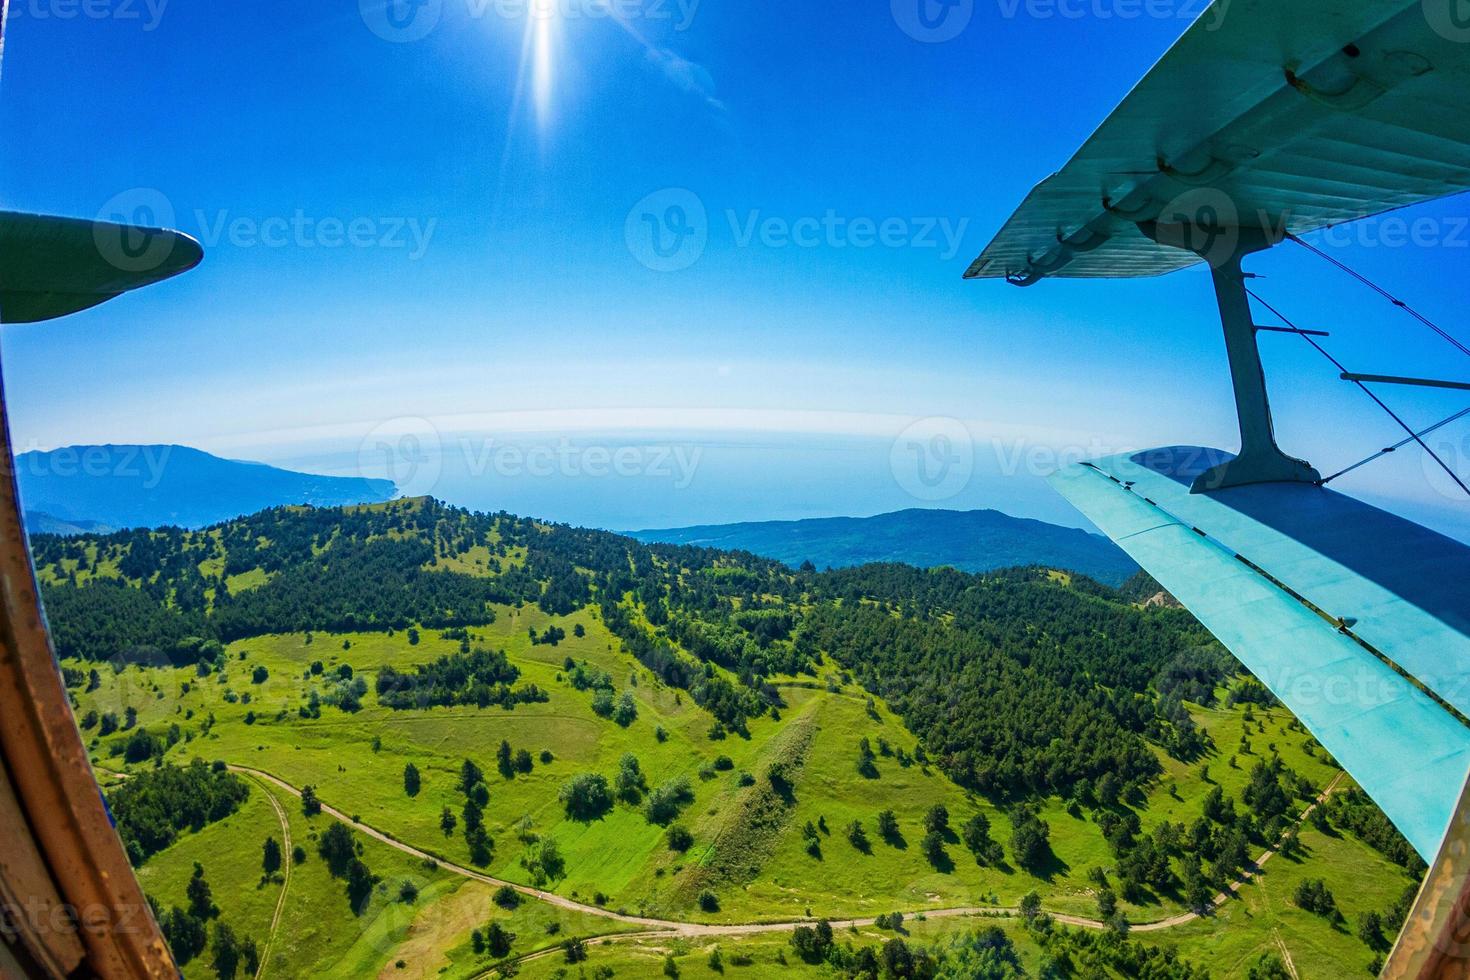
xmin=0 ymin=211 xmax=203 ymax=323
xmin=1052 ymin=448 xmax=1470 ymax=861
xmin=968 ymin=0 xmax=1470 ymax=284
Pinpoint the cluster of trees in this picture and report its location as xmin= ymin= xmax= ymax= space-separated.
xmin=792 ymin=921 xmax=1029 ymax=979
xmin=455 ymin=759 xmax=496 ymax=865
xmin=1084 ymin=756 xmax=1315 ymax=908
xmin=1293 ymin=878 xmax=1339 ymax=920
xmin=375 ymin=646 xmax=547 ymax=710
xmin=317 ymin=822 xmax=379 ymax=912
xmin=107 ymin=761 xmax=249 ymax=865
xmin=1327 ymin=786 xmax=1427 ymax=873
xmin=496 ymin=739 xmax=535 ymax=779
xmin=151 ymin=863 xmax=261 ymax=976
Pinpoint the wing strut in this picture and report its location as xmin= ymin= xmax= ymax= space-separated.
xmin=1137 ymin=218 xmax=1320 ymax=492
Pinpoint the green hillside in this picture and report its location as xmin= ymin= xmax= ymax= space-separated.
xmin=36 ymin=498 xmax=1425 ymax=978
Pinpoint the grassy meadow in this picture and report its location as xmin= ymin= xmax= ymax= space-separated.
xmin=75 ymin=601 xmax=1420 ymax=978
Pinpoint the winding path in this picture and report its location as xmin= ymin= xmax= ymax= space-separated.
xmin=247 ymin=774 xmax=294 ymax=980
xmin=226 ymin=763 xmax=1347 ymax=957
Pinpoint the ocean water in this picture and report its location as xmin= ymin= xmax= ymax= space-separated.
xmin=270 ymin=429 xmax=1094 ymax=534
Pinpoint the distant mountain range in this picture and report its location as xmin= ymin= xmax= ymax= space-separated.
xmin=628 ymin=508 xmax=1139 ymax=585
xmin=16 ymin=445 xmax=396 ymax=532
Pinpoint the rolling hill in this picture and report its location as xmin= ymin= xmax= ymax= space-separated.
xmin=15 ymin=444 xmax=395 ymax=530
xmin=629 ymin=508 xmax=1139 ymax=585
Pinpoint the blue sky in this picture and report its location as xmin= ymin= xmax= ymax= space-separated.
xmin=2 ymin=0 xmax=1468 ymax=535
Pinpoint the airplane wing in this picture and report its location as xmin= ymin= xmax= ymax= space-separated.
xmin=968 ymin=0 xmax=1470 ymax=284
xmin=0 ymin=211 xmax=203 ymax=323
xmin=1052 ymin=449 xmax=1470 ymax=862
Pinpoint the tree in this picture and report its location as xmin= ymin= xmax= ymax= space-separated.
xmin=301 ymin=784 xmax=322 ymax=817
xmin=440 ymin=806 xmax=457 ymax=837
xmin=241 ymin=937 xmax=260 ymax=976
xmin=921 ymin=830 xmax=947 ymax=867
xmin=560 ymin=773 xmax=613 ymax=820
xmin=699 ymin=890 xmax=720 ymax=912
xmin=924 ymin=803 xmax=949 ymax=835
xmin=615 ymin=753 xmax=646 ymax=802
xmin=881 ymin=937 xmax=914 ymax=977
xmin=211 ymin=922 xmax=241 ymax=979
xmin=563 ymin=937 xmax=587 ymax=963
xmin=1019 ymin=890 xmax=1042 ymax=920
xmin=459 ymin=759 xmax=485 ymax=795
xmin=1247 ymin=953 xmax=1292 ymax=980
xmin=403 ymin=762 xmax=421 ymax=796
xmin=962 ymin=812 xmax=1003 ymax=865
xmin=846 ymin=819 xmax=870 ymax=852
xmin=262 ymin=836 xmax=282 ymax=875
xmin=614 ymin=690 xmax=639 ymax=726
xmin=399 ymin=879 xmax=419 ymax=902
xmin=318 ymin=822 xmax=358 ymax=876
xmin=1009 ymin=805 xmax=1051 ymax=872
xmin=485 ymin=920 xmax=515 ymax=957
xmin=161 ymin=906 xmax=206 ymax=964
xmin=346 ymin=858 xmax=377 ymax=912
xmin=645 ymin=777 xmax=694 ymax=824
xmin=667 ymin=825 xmax=694 ymax=851
xmin=497 ymin=739 xmax=515 ymax=779
xmin=1359 ymin=910 xmax=1387 ymax=951
xmin=1096 ymin=886 xmax=1117 ymax=920
xmin=663 ymin=953 xmax=680 ymax=977
xmin=186 ymin=863 xmax=215 ymax=919
xmin=494 ymin=884 xmax=521 ymax=909
xmin=876 ymin=809 xmax=900 ymax=841
xmin=466 ymin=826 xmax=494 ymax=866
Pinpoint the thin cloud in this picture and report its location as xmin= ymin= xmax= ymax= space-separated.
xmin=645 ymin=46 xmax=725 ymax=112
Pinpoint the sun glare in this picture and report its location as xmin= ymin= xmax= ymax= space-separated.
xmin=529 ymin=0 xmax=558 ymax=131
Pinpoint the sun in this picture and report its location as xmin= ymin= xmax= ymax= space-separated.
xmin=528 ymin=0 xmax=559 ymax=130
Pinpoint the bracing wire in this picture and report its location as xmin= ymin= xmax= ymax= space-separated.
xmin=1245 ymin=287 xmax=1470 ymax=499
xmin=1287 ymin=232 xmax=1470 ymax=361
xmin=1318 ymin=407 xmax=1470 ymax=485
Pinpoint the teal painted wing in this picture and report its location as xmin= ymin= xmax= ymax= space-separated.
xmin=1052 ymin=448 xmax=1470 ymax=861
xmin=969 ymin=0 xmax=1470 ymax=283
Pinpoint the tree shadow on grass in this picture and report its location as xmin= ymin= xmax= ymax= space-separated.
xmin=1021 ymin=848 xmax=1071 ymax=884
